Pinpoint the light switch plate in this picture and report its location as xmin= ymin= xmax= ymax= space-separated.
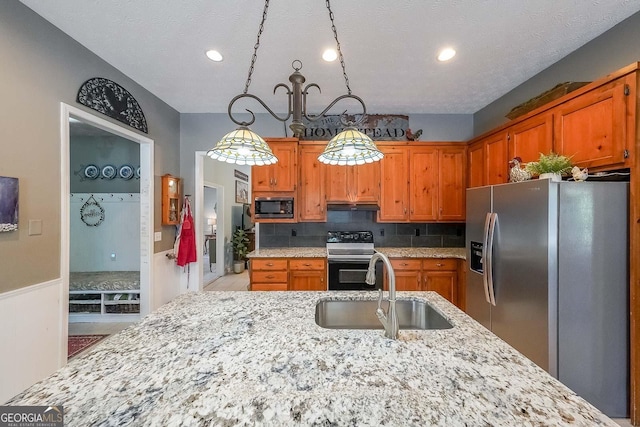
xmin=154 ymin=231 xmax=162 ymax=242
xmin=28 ymin=219 xmax=43 ymax=236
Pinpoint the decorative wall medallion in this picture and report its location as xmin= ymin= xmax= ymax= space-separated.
xmin=118 ymin=165 xmax=134 ymax=180
xmin=83 ymin=164 xmax=100 ymax=180
xmin=77 ymin=77 xmax=148 ymax=133
xmin=80 ymin=195 xmax=105 ymax=227
xmin=101 ymin=165 xmax=117 ymax=180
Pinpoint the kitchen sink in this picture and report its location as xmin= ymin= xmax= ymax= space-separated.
xmin=314 ymin=299 xmax=453 ymax=330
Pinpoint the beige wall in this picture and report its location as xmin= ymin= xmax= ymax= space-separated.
xmin=0 ymin=2 xmax=180 ymax=293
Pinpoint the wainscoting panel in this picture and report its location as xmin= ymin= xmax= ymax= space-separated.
xmin=0 ymin=279 xmax=63 ymax=403
xmin=152 ymin=250 xmax=190 ymax=310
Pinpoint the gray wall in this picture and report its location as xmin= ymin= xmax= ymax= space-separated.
xmin=0 ymin=2 xmax=180 ymax=293
xmin=474 ymin=10 xmax=640 ymax=136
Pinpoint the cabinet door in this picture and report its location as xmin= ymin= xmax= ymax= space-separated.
xmin=353 ymin=162 xmax=380 ymax=202
xmin=378 ymin=146 xmax=409 ymax=222
xmin=468 ymin=141 xmax=484 ymax=188
xmin=299 ymin=145 xmax=326 ymax=221
xmin=251 ymin=141 xmax=297 ymax=192
xmin=438 ymin=147 xmax=466 ymax=221
xmin=409 ymin=147 xmax=438 ymax=221
xmin=508 ymin=113 xmax=553 ymax=164
xmin=325 ymin=165 xmax=350 ymax=202
xmin=289 ymin=270 xmax=326 ymax=291
xmin=423 ymin=271 xmax=457 ymax=304
xmin=554 ymin=77 xmax=630 ymax=169
xmin=393 ymin=270 xmax=421 ymax=291
xmin=485 ymin=132 xmax=508 ymax=185
xmin=325 ymin=163 xmax=380 ymax=202
xmin=271 ymin=142 xmax=297 ymax=191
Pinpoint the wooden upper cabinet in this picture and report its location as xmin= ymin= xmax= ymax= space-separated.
xmin=379 ymin=144 xmax=466 ymax=223
xmin=409 ymin=147 xmax=439 ymax=221
xmin=251 ymin=139 xmax=298 ymax=193
xmin=438 ymin=147 xmax=466 ymax=221
xmin=554 ymin=75 xmax=632 ymax=169
xmin=508 ymin=113 xmax=553 ymax=164
xmin=378 ymin=146 xmax=409 ymax=221
xmin=326 ymin=163 xmax=380 ymax=203
xmin=468 ymin=141 xmax=485 ymax=188
xmin=298 ymin=144 xmax=326 ymax=222
xmin=484 ymin=132 xmax=508 ymax=185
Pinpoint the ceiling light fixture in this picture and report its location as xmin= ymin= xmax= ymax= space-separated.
xmin=437 ymin=47 xmax=456 ymax=62
xmin=206 ymin=49 xmax=224 ymax=62
xmin=207 ymin=0 xmax=383 ymax=166
xmin=322 ymin=49 xmax=338 ymax=62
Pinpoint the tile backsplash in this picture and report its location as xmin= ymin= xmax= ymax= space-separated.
xmin=258 ymin=210 xmax=465 ymax=248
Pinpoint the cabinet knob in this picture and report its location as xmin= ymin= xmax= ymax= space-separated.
xmin=436 ymin=263 xmax=443 ymax=267
xmin=401 ymin=263 xmax=408 ymax=266
xmin=267 ymin=262 xmax=274 ymax=267
xmin=266 ymin=275 xmax=274 ymax=279
xmin=303 ymin=263 xmax=311 ymax=267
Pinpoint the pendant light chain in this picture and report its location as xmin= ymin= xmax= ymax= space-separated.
xmin=243 ymin=0 xmax=271 ymax=94
xmin=325 ymin=0 xmax=351 ymax=95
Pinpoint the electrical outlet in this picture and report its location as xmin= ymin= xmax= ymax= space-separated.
xmin=380 ymin=228 xmax=385 ymax=236
xmin=291 ymin=229 xmax=297 ymax=237
xmin=154 ymin=231 xmax=162 ymax=241
xmin=415 ymin=228 xmax=420 ymax=237
xmin=110 ymin=253 xmax=116 ymax=261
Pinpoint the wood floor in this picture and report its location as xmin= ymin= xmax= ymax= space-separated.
xmin=204 ymin=270 xmax=249 ymax=291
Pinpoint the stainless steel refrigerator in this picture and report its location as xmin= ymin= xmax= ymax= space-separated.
xmin=466 ymin=179 xmax=629 ymax=417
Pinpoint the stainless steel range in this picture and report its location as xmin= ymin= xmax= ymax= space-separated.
xmin=326 ymin=231 xmax=382 ymax=291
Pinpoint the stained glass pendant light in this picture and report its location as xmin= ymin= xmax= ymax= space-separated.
xmin=207 ymin=0 xmax=382 ymax=166
xmin=207 ymin=126 xmax=276 ymax=166
xmin=317 ymin=127 xmax=384 ymax=165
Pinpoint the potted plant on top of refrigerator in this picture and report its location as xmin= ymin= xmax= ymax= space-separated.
xmin=525 ymin=152 xmax=573 ymax=182
xmin=232 ymin=228 xmax=250 ymax=273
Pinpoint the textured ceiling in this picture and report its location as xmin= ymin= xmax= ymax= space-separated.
xmin=19 ymin=0 xmax=640 ymax=115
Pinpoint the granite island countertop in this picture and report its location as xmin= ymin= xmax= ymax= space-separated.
xmin=248 ymin=247 xmax=466 ymax=259
xmin=7 ymin=291 xmax=613 ymax=426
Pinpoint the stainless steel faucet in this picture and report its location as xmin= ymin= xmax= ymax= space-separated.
xmin=366 ymin=251 xmax=399 ymax=339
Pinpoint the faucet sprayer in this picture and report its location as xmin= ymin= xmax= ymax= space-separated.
xmin=366 ymin=251 xmax=399 ymax=339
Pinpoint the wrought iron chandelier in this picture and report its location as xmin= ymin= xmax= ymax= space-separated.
xmin=207 ymin=0 xmax=383 ymax=166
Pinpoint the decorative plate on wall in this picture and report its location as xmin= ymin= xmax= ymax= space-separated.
xmin=101 ymin=165 xmax=117 ymax=180
xmin=83 ymin=164 xmax=100 ymax=180
xmin=118 ymin=165 xmax=134 ymax=180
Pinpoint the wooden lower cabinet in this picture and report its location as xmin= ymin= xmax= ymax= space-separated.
xmin=250 ymin=258 xmax=288 ymax=291
xmin=289 ymin=258 xmax=326 ymax=291
xmin=250 ymin=258 xmax=326 ymax=291
xmin=388 ymin=258 xmax=460 ymax=307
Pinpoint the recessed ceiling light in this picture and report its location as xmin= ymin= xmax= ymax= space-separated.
xmin=437 ymin=48 xmax=456 ymax=62
xmin=206 ymin=50 xmax=223 ymax=62
xmin=322 ymin=49 xmax=338 ymax=62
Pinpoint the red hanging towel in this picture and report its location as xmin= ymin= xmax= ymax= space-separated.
xmin=176 ymin=196 xmax=197 ymax=267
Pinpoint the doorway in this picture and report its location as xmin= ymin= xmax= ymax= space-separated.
xmin=194 ymin=151 xmax=225 ymax=289
xmin=60 ymin=103 xmax=153 ymax=361
xmin=202 ymin=184 xmax=221 ymax=285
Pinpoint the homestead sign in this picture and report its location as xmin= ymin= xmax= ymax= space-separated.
xmin=301 ymin=114 xmax=408 ymax=141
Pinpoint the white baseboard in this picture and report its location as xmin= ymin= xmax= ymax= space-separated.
xmin=0 ymin=279 xmax=63 ymax=404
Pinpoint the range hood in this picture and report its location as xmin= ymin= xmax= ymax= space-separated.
xmin=326 ymin=202 xmax=380 ymax=211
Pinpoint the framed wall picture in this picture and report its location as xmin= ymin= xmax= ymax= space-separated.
xmin=235 ymin=180 xmax=248 ymax=204
xmin=0 ymin=176 xmax=19 ymax=232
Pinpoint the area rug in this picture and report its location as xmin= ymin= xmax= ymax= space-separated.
xmin=68 ymin=335 xmax=108 ymax=359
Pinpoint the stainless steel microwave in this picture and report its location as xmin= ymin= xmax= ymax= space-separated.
xmin=254 ymin=197 xmax=294 ymax=219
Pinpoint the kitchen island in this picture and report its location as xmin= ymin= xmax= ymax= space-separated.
xmin=8 ymin=291 xmax=614 ymax=426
